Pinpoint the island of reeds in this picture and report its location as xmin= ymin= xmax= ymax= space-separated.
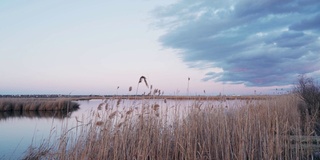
xmin=0 ymin=98 xmax=79 ymax=112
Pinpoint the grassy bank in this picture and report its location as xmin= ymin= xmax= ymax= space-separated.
xmin=0 ymin=98 xmax=79 ymax=112
xmin=24 ymin=95 xmax=319 ymax=159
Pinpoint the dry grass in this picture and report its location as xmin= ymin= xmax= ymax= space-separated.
xmin=23 ymin=94 xmax=320 ymax=159
xmin=0 ymin=98 xmax=79 ymax=112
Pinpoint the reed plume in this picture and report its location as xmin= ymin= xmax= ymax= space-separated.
xmin=109 ymin=111 xmax=117 ymax=119
xmin=136 ymin=76 xmax=149 ymax=96
xmin=187 ymin=77 xmax=190 ymax=96
xmin=139 ymin=76 xmax=149 ymax=88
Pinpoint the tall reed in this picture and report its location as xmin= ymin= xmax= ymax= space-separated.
xmin=23 ymin=95 xmax=318 ymax=159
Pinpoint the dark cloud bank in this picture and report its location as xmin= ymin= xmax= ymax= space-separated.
xmin=153 ymin=0 xmax=320 ymax=87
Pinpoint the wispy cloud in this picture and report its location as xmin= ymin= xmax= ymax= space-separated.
xmin=153 ymin=0 xmax=320 ymax=87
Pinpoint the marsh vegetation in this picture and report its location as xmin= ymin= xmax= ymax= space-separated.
xmin=22 ymin=94 xmax=320 ymax=159
xmin=0 ymin=98 xmax=79 ymax=112
xmin=0 ymin=75 xmax=317 ymax=159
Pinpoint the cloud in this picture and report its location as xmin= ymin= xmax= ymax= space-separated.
xmin=153 ymin=0 xmax=320 ymax=87
xmin=290 ymin=14 xmax=320 ymax=31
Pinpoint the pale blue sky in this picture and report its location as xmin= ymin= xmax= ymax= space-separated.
xmin=1 ymin=0 xmax=319 ymax=95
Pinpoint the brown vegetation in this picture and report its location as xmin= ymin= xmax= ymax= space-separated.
xmin=23 ymin=95 xmax=320 ymax=159
xmin=0 ymin=98 xmax=79 ymax=112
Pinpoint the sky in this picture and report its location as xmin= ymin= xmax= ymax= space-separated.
xmin=0 ymin=0 xmax=319 ymax=96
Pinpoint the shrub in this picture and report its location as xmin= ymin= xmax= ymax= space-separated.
xmin=295 ymin=75 xmax=320 ymax=135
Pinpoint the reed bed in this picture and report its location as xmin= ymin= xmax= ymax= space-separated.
xmin=0 ymin=98 xmax=79 ymax=112
xmin=24 ymin=95 xmax=319 ymax=159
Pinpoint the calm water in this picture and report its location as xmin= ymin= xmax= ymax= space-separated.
xmin=0 ymin=98 xmax=243 ymax=159
xmin=0 ymin=99 xmax=101 ymax=159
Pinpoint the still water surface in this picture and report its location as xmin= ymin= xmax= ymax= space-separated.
xmin=0 ymin=98 xmax=240 ymax=159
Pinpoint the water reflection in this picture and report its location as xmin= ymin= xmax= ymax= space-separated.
xmin=0 ymin=108 xmax=79 ymax=121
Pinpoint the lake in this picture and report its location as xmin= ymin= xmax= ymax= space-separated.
xmin=0 ymin=98 xmax=241 ymax=159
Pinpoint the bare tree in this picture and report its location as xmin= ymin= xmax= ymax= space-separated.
xmin=295 ymin=75 xmax=320 ymax=135
xmin=295 ymin=75 xmax=320 ymax=110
